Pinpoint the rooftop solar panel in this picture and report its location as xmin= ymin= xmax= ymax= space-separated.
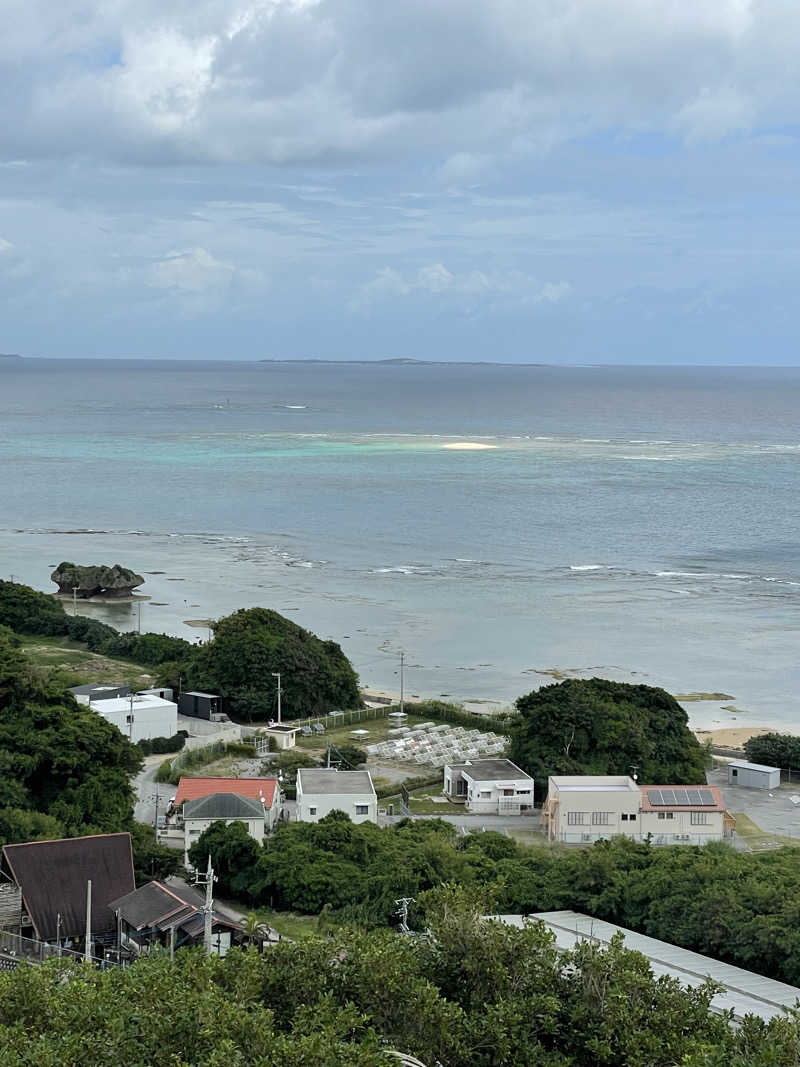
xmin=647 ymin=789 xmax=662 ymax=805
xmin=698 ymin=789 xmax=714 ymax=805
xmin=661 ymin=789 xmax=676 ymax=805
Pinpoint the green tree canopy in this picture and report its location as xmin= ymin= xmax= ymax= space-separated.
xmin=0 ymin=896 xmax=798 ymax=1065
xmin=508 ymin=678 xmax=708 ymax=792
xmin=743 ymin=732 xmax=800 ymax=772
xmin=186 ymin=607 xmax=361 ymax=721
xmin=0 ymin=625 xmax=142 ymax=844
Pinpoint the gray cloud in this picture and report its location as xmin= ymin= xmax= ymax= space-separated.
xmin=1 ymin=1 xmax=799 ymax=165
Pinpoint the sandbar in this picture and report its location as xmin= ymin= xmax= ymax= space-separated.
xmin=442 ymin=442 xmax=497 ymax=450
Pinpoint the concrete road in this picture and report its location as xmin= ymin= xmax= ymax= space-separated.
xmin=133 ymin=756 xmax=175 ymax=827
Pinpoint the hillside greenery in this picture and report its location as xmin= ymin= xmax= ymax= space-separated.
xmin=509 ymin=678 xmax=708 ymax=794
xmin=181 ymin=606 xmax=361 ymax=721
xmin=0 ymin=582 xmax=361 ymax=721
xmin=191 ymin=814 xmax=800 ymax=988
xmin=0 ymin=891 xmax=798 ymax=1066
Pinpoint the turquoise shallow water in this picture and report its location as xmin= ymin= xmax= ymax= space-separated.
xmin=1 ymin=358 xmax=799 ymax=730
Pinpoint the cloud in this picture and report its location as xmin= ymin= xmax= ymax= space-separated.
xmin=352 ymin=262 xmax=571 ymax=312
xmin=0 ymin=1 xmax=798 ymax=165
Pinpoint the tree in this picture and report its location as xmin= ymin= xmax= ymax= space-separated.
xmin=185 ymin=607 xmax=361 ymax=721
xmin=261 ymin=750 xmax=319 ymax=799
xmin=509 ymin=678 xmax=708 ymax=794
xmin=188 ymin=820 xmax=263 ymax=902
xmin=743 ymin=732 xmax=800 ymax=772
xmin=0 ymin=625 xmax=142 ymax=838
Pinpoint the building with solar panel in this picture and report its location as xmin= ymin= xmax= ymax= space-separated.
xmin=543 ymin=775 xmax=734 ymax=845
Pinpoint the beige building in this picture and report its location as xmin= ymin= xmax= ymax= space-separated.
xmin=544 ymin=776 xmax=733 ymax=845
xmin=544 ymin=775 xmax=642 ymax=842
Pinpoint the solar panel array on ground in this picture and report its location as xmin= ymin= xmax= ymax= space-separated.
xmin=646 ymin=788 xmax=715 ymax=806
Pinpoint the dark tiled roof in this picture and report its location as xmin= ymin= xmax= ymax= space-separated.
xmin=183 ymin=793 xmax=266 ymax=821
xmin=3 ymin=833 xmax=135 ymax=940
xmin=109 ymin=880 xmax=242 ymax=934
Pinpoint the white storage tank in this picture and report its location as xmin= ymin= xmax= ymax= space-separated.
xmin=727 ymin=760 xmax=781 ymax=790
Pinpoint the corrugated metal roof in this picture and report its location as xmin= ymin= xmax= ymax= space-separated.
xmin=729 ymin=761 xmax=780 ymax=773
xmin=174 ymin=777 xmax=277 ymax=807
xmin=493 ymin=911 xmax=800 ymax=1023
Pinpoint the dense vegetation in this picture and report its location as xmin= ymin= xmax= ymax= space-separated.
xmin=191 ymin=815 xmax=800 ymax=987
xmin=509 ymin=678 xmax=708 ymax=793
xmin=182 ymin=606 xmax=361 ymax=720
xmin=0 ymin=891 xmax=798 ymax=1066
xmin=0 ymin=582 xmax=361 ymax=721
xmin=744 ymin=732 xmax=800 ymax=772
xmin=0 ymin=625 xmax=142 ymax=844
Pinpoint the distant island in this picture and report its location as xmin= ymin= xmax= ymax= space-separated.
xmin=259 ymin=357 xmax=548 ymax=366
xmin=0 ymin=353 xmax=23 ymax=359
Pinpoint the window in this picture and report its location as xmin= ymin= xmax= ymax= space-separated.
xmin=731 ymin=768 xmax=738 ymax=777
xmin=621 ymin=813 xmax=636 ymax=822
xmin=480 ymin=791 xmax=491 ymax=798
xmin=567 ymin=812 xmax=587 ymax=826
xmin=308 ymin=806 xmax=317 ymax=816
xmin=516 ymin=789 xmax=531 ymax=796
xmin=591 ymin=812 xmax=611 ymax=825
xmin=657 ymin=812 xmax=675 ymax=820
xmin=690 ymin=812 xmax=709 ymax=825
xmin=502 ymin=789 xmax=514 ymax=796
xmin=355 ymin=805 xmax=369 ymax=815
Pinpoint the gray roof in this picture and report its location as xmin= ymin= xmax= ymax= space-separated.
xmin=182 ymin=691 xmax=219 ymax=699
xmin=729 ymin=760 xmax=780 ymax=773
xmin=495 ymin=911 xmax=800 ymax=1024
xmin=69 ymin=683 xmax=130 ymax=698
xmin=109 ymin=879 xmax=242 ymax=934
xmin=459 ymin=759 xmax=532 ymax=782
xmin=183 ymin=793 xmax=266 ymax=821
xmin=297 ymin=768 xmax=375 ymax=796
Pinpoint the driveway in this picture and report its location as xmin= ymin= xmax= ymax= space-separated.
xmin=707 ymin=767 xmax=800 ymax=842
xmin=133 ymin=755 xmax=175 ymax=827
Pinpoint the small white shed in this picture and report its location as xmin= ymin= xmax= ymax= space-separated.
xmin=727 ymin=760 xmax=780 ymax=790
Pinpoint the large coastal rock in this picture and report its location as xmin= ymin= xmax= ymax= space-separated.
xmin=50 ymin=562 xmax=144 ymax=598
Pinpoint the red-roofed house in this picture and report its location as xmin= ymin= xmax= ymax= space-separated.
xmin=639 ymin=784 xmax=734 ymax=844
xmin=172 ymin=778 xmax=281 ymax=854
xmin=174 ymin=777 xmax=279 ymax=809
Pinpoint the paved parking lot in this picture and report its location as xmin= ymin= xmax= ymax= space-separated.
xmin=707 ymin=767 xmax=800 ymax=844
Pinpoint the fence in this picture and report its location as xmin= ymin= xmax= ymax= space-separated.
xmin=285 ymin=700 xmax=515 ymax=736
xmin=0 ymin=930 xmax=119 ymax=970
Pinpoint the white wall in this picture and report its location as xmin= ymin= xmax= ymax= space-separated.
xmin=91 ymin=696 xmax=178 ymax=744
xmin=639 ymin=810 xmax=725 ymax=844
xmin=464 ymin=776 xmax=534 ymax=814
xmin=296 ymin=793 xmax=378 ymax=824
xmin=548 ymin=780 xmax=641 ymax=842
xmin=184 ymin=816 xmax=266 ymax=853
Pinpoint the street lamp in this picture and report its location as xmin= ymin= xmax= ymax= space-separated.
xmin=271 ymin=672 xmax=282 ymax=724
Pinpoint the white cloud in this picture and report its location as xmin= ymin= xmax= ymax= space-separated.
xmin=352 ymin=262 xmax=571 ymax=312
xmin=149 ymin=247 xmax=237 ymax=292
xmin=0 ymin=1 xmax=798 ymax=164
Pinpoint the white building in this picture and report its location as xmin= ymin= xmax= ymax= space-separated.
xmin=544 ymin=776 xmax=732 ymax=845
xmin=727 ymin=760 xmax=781 ymax=790
xmin=443 ymin=759 xmax=534 ymax=814
xmin=182 ymin=792 xmax=268 ymax=855
xmin=296 ymin=768 xmax=377 ymax=824
xmin=77 ymin=692 xmax=178 ymax=744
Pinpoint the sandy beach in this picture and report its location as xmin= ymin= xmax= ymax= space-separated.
xmin=692 ymin=726 xmax=775 ymax=750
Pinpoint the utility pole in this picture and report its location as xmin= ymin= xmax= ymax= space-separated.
xmin=271 ymin=672 xmax=282 ymax=724
xmin=85 ymin=880 xmax=92 ymax=962
xmin=195 ymin=855 xmax=216 ymax=956
xmin=149 ymin=792 xmax=163 ymax=831
xmin=399 ymin=651 xmax=405 ymax=716
xmin=56 ymin=913 xmax=62 ymax=958
xmin=129 ymin=693 xmax=135 ymax=741
xmin=136 ymin=600 xmax=141 ymax=633
xmin=72 ymin=586 xmax=79 ymax=616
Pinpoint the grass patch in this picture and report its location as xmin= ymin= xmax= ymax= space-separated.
xmin=503 ymin=827 xmax=544 ymax=845
xmin=732 ymin=812 xmax=800 ymax=849
xmin=258 ymin=910 xmax=324 ymax=941
xmin=293 ymin=714 xmax=431 ymax=753
xmin=381 ymin=786 xmax=457 ymax=815
xmin=19 ymin=634 xmax=155 ymax=687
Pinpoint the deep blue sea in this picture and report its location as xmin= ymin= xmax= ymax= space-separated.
xmin=1 ymin=358 xmax=799 ymax=731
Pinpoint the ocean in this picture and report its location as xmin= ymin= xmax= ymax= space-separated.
xmin=1 ymin=357 xmax=799 ymax=732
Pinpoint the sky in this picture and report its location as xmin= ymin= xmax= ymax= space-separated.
xmin=1 ymin=0 xmax=800 ymax=363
